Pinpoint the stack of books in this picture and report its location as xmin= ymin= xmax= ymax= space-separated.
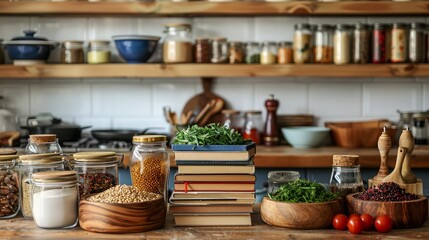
xmin=169 ymin=143 xmax=256 ymax=226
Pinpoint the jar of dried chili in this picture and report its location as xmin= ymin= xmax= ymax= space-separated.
xmin=372 ymin=23 xmax=389 ymax=63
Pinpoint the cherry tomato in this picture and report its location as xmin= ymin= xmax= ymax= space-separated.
xmin=348 ymin=213 xmax=360 ymax=220
xmin=332 ymin=214 xmax=348 ymax=230
xmin=375 ymin=215 xmax=393 ymax=233
xmin=348 ymin=216 xmax=364 ymax=234
xmin=360 ymin=213 xmax=375 ymax=231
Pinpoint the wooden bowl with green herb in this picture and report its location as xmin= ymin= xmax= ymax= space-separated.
xmin=261 ymin=179 xmax=344 ymax=229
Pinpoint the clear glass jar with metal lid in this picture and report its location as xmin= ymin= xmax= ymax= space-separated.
xmin=163 ymin=23 xmax=192 ymax=63
xmin=390 ymin=23 xmax=409 ymax=63
xmin=30 ymin=171 xmax=78 ymax=229
xmin=71 ymin=151 xmax=122 ymax=199
xmin=61 ymin=41 xmax=84 ymax=64
xmin=0 ymin=155 xmax=20 ymax=219
xmin=228 ymin=41 xmax=244 ymax=64
xmin=18 ymin=153 xmax=64 ymax=219
xmin=260 ymin=41 xmax=278 ymax=65
xmin=293 ymin=23 xmax=313 ymax=64
xmin=87 ymin=40 xmax=110 ymax=64
xmin=352 ymin=23 xmax=371 ymax=64
xmin=245 ymin=42 xmax=260 ymax=64
xmin=25 ymin=134 xmax=63 ymax=155
xmin=313 ymin=24 xmax=333 ymax=64
xmin=211 ymin=37 xmax=228 ymax=63
xmin=130 ymin=135 xmax=169 ymax=199
xmin=333 ymin=24 xmax=352 ymax=65
xmin=409 ymin=22 xmax=426 ymax=63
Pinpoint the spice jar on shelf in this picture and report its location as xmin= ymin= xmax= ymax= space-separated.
xmin=130 ymin=135 xmax=169 ymax=200
xmin=61 ymin=41 xmax=84 ymax=64
xmin=278 ymin=41 xmax=293 ymax=64
xmin=329 ymin=155 xmax=364 ymax=201
xmin=194 ymin=38 xmax=211 ymax=63
xmin=25 ymin=134 xmax=63 ymax=154
xmin=18 ymin=153 xmax=64 ymax=219
xmin=409 ymin=22 xmax=426 ymax=63
xmin=228 ymin=41 xmax=244 ymax=64
xmin=333 ymin=24 xmax=352 ymax=65
xmin=221 ymin=109 xmax=243 ymax=134
xmin=372 ymin=23 xmax=389 ymax=63
xmin=313 ymin=24 xmax=333 ymax=64
xmin=352 ymin=23 xmax=371 ymax=64
xmin=243 ymin=111 xmax=263 ymax=144
xmin=70 ymin=151 xmax=121 ymax=199
xmin=293 ymin=23 xmax=312 ymax=64
xmin=0 ymin=154 xmax=20 ymax=219
xmin=87 ymin=40 xmax=110 ymax=64
xmin=211 ymin=37 xmax=228 ymax=63
xmin=260 ymin=41 xmax=277 ymax=65
xmin=245 ymin=42 xmax=260 ymax=64
xmin=163 ymin=23 xmax=193 ymax=63
xmin=30 ymin=171 xmax=78 ymax=229
xmin=390 ymin=23 xmax=409 ymax=63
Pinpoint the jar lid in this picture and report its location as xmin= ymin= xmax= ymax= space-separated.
xmin=62 ymin=41 xmax=84 ymax=47
xmin=29 ymin=134 xmax=57 ymax=143
xmin=244 ymin=110 xmax=262 ymax=115
xmin=0 ymin=155 xmax=18 ymax=162
xmin=410 ymin=22 xmax=426 ymax=29
xmin=165 ymin=23 xmax=192 ymax=30
xmin=0 ymin=148 xmax=17 ymax=155
xmin=195 ymin=38 xmax=210 ymax=42
xmin=19 ymin=153 xmax=63 ymax=164
xmin=268 ymin=171 xmax=300 ymax=182
xmin=212 ymin=37 xmax=227 ymax=42
xmin=228 ymin=41 xmax=243 ymax=46
xmin=335 ymin=24 xmax=351 ymax=30
xmin=133 ymin=135 xmax=167 ymax=143
xmin=316 ymin=24 xmax=333 ymax=31
xmin=32 ymin=171 xmax=77 ymax=183
xmin=332 ymin=155 xmax=359 ymax=167
xmin=295 ymin=23 xmax=311 ymax=30
xmin=392 ymin=23 xmax=408 ymax=28
xmin=354 ymin=23 xmax=370 ymax=30
xmin=222 ymin=109 xmax=240 ymax=115
xmin=373 ymin=23 xmax=390 ymax=29
xmin=72 ymin=151 xmax=117 ymax=162
xmin=88 ymin=40 xmax=110 ymax=46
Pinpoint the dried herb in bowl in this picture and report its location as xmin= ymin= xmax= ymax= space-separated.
xmin=268 ymin=179 xmax=338 ymax=203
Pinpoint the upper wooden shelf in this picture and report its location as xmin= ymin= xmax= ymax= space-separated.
xmin=0 ymin=1 xmax=428 ymax=16
xmin=0 ymin=63 xmax=427 ymax=79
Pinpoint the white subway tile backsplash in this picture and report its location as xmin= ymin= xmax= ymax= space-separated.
xmin=137 ymin=18 xmax=191 ymax=36
xmin=152 ymin=82 xmax=198 ymax=117
xmin=424 ymin=84 xmax=429 ymax=110
xmin=193 ymin=17 xmax=253 ymax=41
xmin=215 ymin=82 xmax=254 ymax=111
xmin=0 ymin=84 xmax=30 ymax=116
xmin=254 ymin=17 xmax=306 ymax=42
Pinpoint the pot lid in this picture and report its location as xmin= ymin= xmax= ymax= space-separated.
xmin=32 ymin=171 xmax=77 ymax=183
xmin=4 ymin=30 xmax=57 ymax=45
xmin=72 ymin=151 xmax=117 ymax=162
xmin=133 ymin=135 xmax=166 ymax=143
xmin=0 ymin=155 xmax=18 ymax=162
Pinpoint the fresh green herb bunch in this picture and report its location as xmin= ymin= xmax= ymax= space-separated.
xmin=268 ymin=179 xmax=338 ymax=203
xmin=172 ymin=123 xmax=249 ymax=145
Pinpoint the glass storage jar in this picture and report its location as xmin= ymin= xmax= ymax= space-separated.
xmin=0 ymin=154 xmax=19 ymax=219
xmin=61 ymin=41 xmax=84 ymax=64
xmin=221 ymin=109 xmax=243 ymax=134
xmin=87 ymin=40 xmax=110 ymax=64
xmin=18 ymin=153 xmax=64 ymax=219
xmin=260 ymin=41 xmax=277 ymax=64
xmin=71 ymin=151 xmax=121 ymax=199
xmin=372 ymin=23 xmax=388 ymax=63
xmin=0 ymin=39 xmax=4 ymax=64
xmin=293 ymin=23 xmax=313 ymax=64
xmin=329 ymin=155 xmax=364 ymax=201
xmin=130 ymin=135 xmax=169 ymax=199
xmin=267 ymin=171 xmax=300 ymax=194
xmin=30 ymin=171 xmax=78 ymax=229
xmin=245 ymin=42 xmax=260 ymax=64
xmin=228 ymin=41 xmax=244 ymax=64
xmin=25 ymin=134 xmax=63 ymax=154
xmin=194 ymin=38 xmax=211 ymax=63
xmin=211 ymin=37 xmax=228 ymax=63
xmin=163 ymin=23 xmax=192 ymax=63
xmin=334 ymin=24 xmax=351 ymax=65
xmin=278 ymin=41 xmax=293 ymax=64
xmin=313 ymin=24 xmax=333 ymax=64
xmin=390 ymin=23 xmax=408 ymax=63
xmin=352 ymin=23 xmax=371 ymax=64
xmin=409 ymin=22 xmax=426 ymax=63
xmin=243 ymin=111 xmax=263 ymax=144
xmin=412 ymin=114 xmax=428 ymax=145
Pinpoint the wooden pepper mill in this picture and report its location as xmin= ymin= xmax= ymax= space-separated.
xmin=263 ymin=94 xmax=279 ymax=146
xmin=382 ymin=146 xmax=407 ymax=186
xmin=373 ymin=127 xmax=391 ymax=182
xmin=399 ymin=128 xmax=417 ymax=184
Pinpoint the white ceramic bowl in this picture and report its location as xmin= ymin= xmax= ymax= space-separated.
xmin=282 ymin=127 xmax=331 ymax=149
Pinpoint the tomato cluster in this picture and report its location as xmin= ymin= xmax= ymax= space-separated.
xmin=332 ymin=213 xmax=392 ymax=234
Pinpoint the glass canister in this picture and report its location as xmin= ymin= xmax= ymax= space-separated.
xmin=245 ymin=42 xmax=260 ymax=64
xmin=211 ymin=37 xmax=228 ymax=63
xmin=278 ymin=41 xmax=293 ymax=64
xmin=412 ymin=114 xmax=428 ymax=145
xmin=87 ymin=40 xmax=110 ymax=64
xmin=329 ymin=155 xmax=364 ymax=201
xmin=293 ymin=23 xmax=312 ymax=64
xmin=163 ymin=23 xmax=192 ymax=63
xmin=130 ymin=135 xmax=169 ymax=199
xmin=409 ymin=22 xmax=426 ymax=63
xmin=0 ymin=155 xmax=20 ymax=219
xmin=18 ymin=153 xmax=64 ymax=219
xmin=0 ymin=39 xmax=4 ymax=64
xmin=61 ymin=41 xmax=84 ymax=64
xmin=372 ymin=23 xmax=388 ymax=63
xmin=221 ymin=109 xmax=243 ymax=134
xmin=260 ymin=41 xmax=277 ymax=65
xmin=71 ymin=151 xmax=121 ymax=199
xmin=30 ymin=171 xmax=78 ymax=229
xmin=228 ymin=41 xmax=244 ymax=64
xmin=25 ymin=134 xmax=63 ymax=154
xmin=334 ymin=24 xmax=351 ymax=65
xmin=194 ymin=38 xmax=211 ymax=63
xmin=390 ymin=23 xmax=408 ymax=63
xmin=353 ymin=23 xmax=371 ymax=64
xmin=313 ymin=24 xmax=333 ymax=64
xmin=243 ymin=111 xmax=263 ymax=144
xmin=267 ymin=171 xmax=300 ymax=194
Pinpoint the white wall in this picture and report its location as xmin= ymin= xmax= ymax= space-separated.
xmin=1 ymin=16 xmax=428 ymax=131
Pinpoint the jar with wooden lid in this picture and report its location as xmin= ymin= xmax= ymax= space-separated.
xmin=333 ymin=24 xmax=352 ymax=65
xmin=278 ymin=41 xmax=293 ymax=64
xmin=163 ymin=23 xmax=192 ymax=63
xmin=0 ymin=155 xmax=19 ymax=219
xmin=71 ymin=151 xmax=122 ymax=199
xmin=194 ymin=38 xmax=211 ymax=63
xmin=293 ymin=23 xmax=312 ymax=64
xmin=87 ymin=40 xmax=110 ymax=64
xmin=228 ymin=41 xmax=244 ymax=64
xmin=313 ymin=24 xmax=333 ymax=64
xmin=390 ymin=23 xmax=409 ymax=63
xmin=329 ymin=155 xmax=364 ymax=201
xmin=211 ymin=37 xmax=228 ymax=63
xmin=130 ymin=135 xmax=169 ymax=200
xmin=18 ymin=153 xmax=65 ymax=219
xmin=25 ymin=134 xmax=63 ymax=154
xmin=61 ymin=41 xmax=84 ymax=64
xmin=30 ymin=171 xmax=78 ymax=229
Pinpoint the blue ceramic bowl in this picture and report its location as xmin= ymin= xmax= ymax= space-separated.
xmin=112 ymin=35 xmax=160 ymax=63
xmin=282 ymin=127 xmax=331 ymax=149
xmin=6 ymin=45 xmax=52 ymax=61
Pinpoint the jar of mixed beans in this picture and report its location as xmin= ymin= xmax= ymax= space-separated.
xmin=130 ymin=135 xmax=169 ymax=199
xmin=352 ymin=23 xmax=371 ymax=64
xmin=0 ymin=155 xmax=19 ymax=219
xmin=71 ymin=151 xmax=121 ymax=199
xmin=228 ymin=41 xmax=244 ymax=64
xmin=390 ymin=23 xmax=408 ymax=63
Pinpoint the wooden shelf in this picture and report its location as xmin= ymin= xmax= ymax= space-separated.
xmin=0 ymin=63 xmax=427 ymax=79
xmin=0 ymin=1 xmax=428 ymax=16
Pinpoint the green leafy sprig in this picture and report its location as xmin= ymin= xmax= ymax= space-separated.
xmin=268 ymin=179 xmax=338 ymax=203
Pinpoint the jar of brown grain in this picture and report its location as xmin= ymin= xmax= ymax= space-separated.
xmin=130 ymin=135 xmax=169 ymax=200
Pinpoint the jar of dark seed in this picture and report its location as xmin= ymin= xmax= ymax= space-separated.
xmin=329 ymin=155 xmax=364 ymax=202
xmin=70 ymin=151 xmax=121 ymax=199
xmin=194 ymin=38 xmax=211 ymax=63
xmin=0 ymin=155 xmax=19 ymax=219
xmin=18 ymin=153 xmax=64 ymax=219
xmin=130 ymin=135 xmax=169 ymax=201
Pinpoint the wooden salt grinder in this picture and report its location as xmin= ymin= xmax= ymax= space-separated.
xmin=400 ymin=128 xmax=417 ymax=184
xmin=382 ymin=146 xmax=407 ymax=185
xmin=373 ymin=127 xmax=391 ymax=182
xmin=263 ymin=94 xmax=279 ymax=146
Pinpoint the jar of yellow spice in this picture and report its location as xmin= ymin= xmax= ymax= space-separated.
xmin=87 ymin=40 xmax=110 ymax=64
xmin=130 ymin=135 xmax=169 ymax=200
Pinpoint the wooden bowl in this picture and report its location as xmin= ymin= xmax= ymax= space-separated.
xmin=346 ymin=193 xmax=428 ymax=229
xmin=260 ymin=197 xmax=344 ymax=229
xmin=79 ymin=194 xmax=166 ymax=233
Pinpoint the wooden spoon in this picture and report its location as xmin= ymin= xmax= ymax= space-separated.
xmin=399 ymin=129 xmax=417 ymax=184
xmin=382 ymin=146 xmax=408 ymax=186
xmin=193 ymin=100 xmax=214 ymax=125
xmin=199 ymin=98 xmax=225 ymax=126
xmin=373 ymin=127 xmax=391 ymax=182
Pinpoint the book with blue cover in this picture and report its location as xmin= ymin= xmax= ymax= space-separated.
xmin=171 ymin=143 xmax=256 ymax=152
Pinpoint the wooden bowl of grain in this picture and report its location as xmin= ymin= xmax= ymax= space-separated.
xmin=79 ymin=186 xmax=166 ymax=233
xmin=260 ymin=197 xmax=344 ymax=229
